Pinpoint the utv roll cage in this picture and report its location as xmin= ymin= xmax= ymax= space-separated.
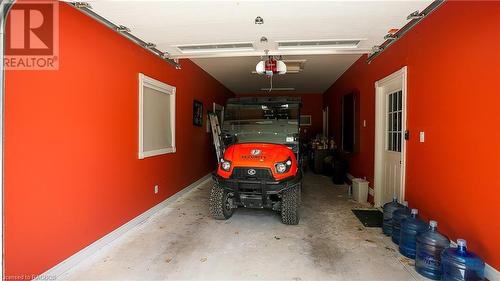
xmin=222 ymin=96 xmax=302 ymax=158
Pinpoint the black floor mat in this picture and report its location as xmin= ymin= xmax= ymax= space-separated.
xmin=352 ymin=209 xmax=383 ymax=227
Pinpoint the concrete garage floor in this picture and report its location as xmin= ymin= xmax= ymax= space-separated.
xmin=61 ymin=173 xmax=429 ymax=281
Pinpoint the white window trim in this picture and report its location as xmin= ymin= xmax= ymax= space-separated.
xmin=138 ymin=73 xmax=176 ymax=159
xmin=385 ymin=90 xmax=403 ymax=153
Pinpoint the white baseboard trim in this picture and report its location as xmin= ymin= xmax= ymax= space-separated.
xmin=448 ymin=240 xmax=499 ymax=280
xmin=485 ymin=263 xmax=500 ymax=281
xmin=35 ymin=173 xmax=212 ymax=280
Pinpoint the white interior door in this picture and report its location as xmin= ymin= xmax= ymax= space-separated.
xmin=374 ymin=67 xmax=407 ymax=207
xmin=382 ymin=88 xmax=403 ymax=203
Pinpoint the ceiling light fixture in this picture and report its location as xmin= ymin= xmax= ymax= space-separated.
xmin=255 ymin=56 xmax=287 ymax=76
xmin=255 ymin=50 xmax=288 ymax=93
xmin=255 ymin=16 xmax=264 ymax=25
xmin=252 ymin=60 xmax=305 ymax=75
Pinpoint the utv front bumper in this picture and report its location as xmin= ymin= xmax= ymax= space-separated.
xmin=212 ymin=170 xmax=302 ymax=209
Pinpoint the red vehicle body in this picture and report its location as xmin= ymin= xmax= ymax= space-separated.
xmin=216 ymin=143 xmax=298 ymax=181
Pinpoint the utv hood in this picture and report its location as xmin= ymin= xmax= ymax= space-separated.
xmin=224 ymin=143 xmax=293 ymax=168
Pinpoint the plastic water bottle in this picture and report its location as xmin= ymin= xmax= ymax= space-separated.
xmin=399 ymin=209 xmax=427 ymax=259
xmin=391 ymin=202 xmax=410 ymax=245
xmin=441 ymin=239 xmax=485 ymax=281
xmin=382 ymin=196 xmax=403 ymax=236
xmin=415 ymin=220 xmax=450 ymax=280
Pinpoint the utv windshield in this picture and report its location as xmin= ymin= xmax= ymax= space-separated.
xmin=222 ymin=99 xmax=300 ymax=146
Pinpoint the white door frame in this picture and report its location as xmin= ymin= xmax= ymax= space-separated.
xmin=374 ymin=66 xmax=407 ymax=207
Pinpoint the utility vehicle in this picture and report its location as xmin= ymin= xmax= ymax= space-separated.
xmin=209 ymin=97 xmax=302 ymax=225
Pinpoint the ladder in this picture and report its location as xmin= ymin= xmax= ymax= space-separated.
xmin=208 ymin=112 xmax=224 ymax=162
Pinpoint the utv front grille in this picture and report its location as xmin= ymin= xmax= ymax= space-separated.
xmin=231 ymin=168 xmax=274 ymax=180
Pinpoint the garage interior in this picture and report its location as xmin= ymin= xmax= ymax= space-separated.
xmin=3 ymin=1 xmax=499 ymax=280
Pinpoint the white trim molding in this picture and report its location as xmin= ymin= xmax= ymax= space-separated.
xmin=138 ymin=73 xmax=176 ymax=159
xmin=485 ymin=263 xmax=500 ymax=281
xmin=373 ymin=66 xmax=408 ymax=207
xmin=35 ymin=173 xmax=212 ymax=280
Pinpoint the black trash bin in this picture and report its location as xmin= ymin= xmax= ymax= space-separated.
xmin=332 ymin=159 xmax=347 ymax=184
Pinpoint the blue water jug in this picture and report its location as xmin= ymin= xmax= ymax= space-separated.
xmin=391 ymin=202 xmax=410 ymax=245
xmin=441 ymin=239 xmax=485 ymax=281
xmin=383 ymin=196 xmax=403 ymax=236
xmin=399 ymin=209 xmax=427 ymax=259
xmin=415 ymin=220 xmax=450 ymax=280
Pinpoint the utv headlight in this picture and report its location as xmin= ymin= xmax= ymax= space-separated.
xmin=276 ymin=163 xmax=287 ymax=174
xmin=221 ymin=159 xmax=231 ymax=171
xmin=275 ymin=157 xmax=292 ymax=174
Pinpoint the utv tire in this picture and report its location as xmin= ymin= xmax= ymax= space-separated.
xmin=297 ymin=183 xmax=302 ymax=204
xmin=281 ymin=184 xmax=300 ymax=225
xmin=209 ymin=183 xmax=234 ymax=220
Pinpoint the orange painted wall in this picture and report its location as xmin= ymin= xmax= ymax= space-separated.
xmin=324 ymin=1 xmax=500 ymax=269
xmin=236 ymin=93 xmax=324 ymax=140
xmin=4 ymin=3 xmax=233 ymax=279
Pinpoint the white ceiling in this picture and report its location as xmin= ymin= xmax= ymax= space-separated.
xmin=85 ymin=1 xmax=432 ymax=93
xmin=192 ymin=54 xmax=361 ymax=94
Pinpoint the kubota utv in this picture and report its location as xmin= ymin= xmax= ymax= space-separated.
xmin=209 ymin=97 xmax=302 ymax=225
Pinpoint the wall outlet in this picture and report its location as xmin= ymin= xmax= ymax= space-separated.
xmin=154 ymin=185 xmax=159 ymax=194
